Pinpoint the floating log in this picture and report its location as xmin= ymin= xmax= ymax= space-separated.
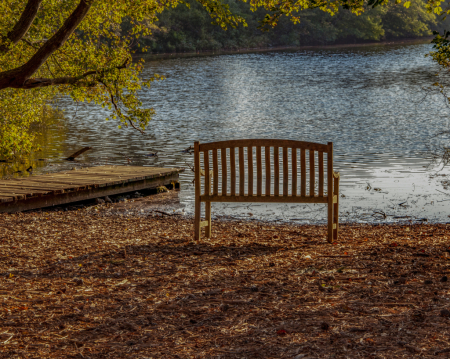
xmin=65 ymin=147 xmax=92 ymax=161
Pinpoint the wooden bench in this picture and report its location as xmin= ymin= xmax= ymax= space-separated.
xmin=194 ymin=140 xmax=340 ymax=242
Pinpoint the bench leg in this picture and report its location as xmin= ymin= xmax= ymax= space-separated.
xmin=333 ymin=176 xmax=339 ymax=240
xmin=194 ymin=196 xmax=201 ymax=240
xmin=333 ymin=201 xmax=339 ymax=241
xmin=333 ymin=201 xmax=339 ymax=240
xmin=328 ymin=200 xmax=334 ymax=243
xmin=205 ymin=201 xmax=211 ymax=238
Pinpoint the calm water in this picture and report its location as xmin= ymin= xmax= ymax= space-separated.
xmin=4 ymin=42 xmax=450 ymax=222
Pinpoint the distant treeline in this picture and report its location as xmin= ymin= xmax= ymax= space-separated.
xmin=126 ymin=0 xmax=450 ymax=53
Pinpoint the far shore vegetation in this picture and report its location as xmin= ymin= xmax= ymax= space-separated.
xmin=131 ymin=0 xmax=449 ymax=54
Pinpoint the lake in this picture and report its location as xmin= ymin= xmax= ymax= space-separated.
xmin=4 ymin=41 xmax=450 ymax=222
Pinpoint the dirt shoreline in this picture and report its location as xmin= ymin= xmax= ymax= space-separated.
xmin=1 ymin=205 xmax=450 ymax=358
xmin=40 ymin=190 xmax=448 ymax=226
xmin=137 ymin=37 xmax=434 ymax=61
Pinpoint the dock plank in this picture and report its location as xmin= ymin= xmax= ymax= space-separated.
xmin=0 ymin=185 xmax=51 ymax=196
xmin=28 ymin=175 xmax=129 ymax=184
xmin=0 ymin=187 xmax=49 ymax=195
xmin=4 ymin=181 xmax=75 ymax=191
xmin=6 ymin=178 xmax=120 ymax=191
xmin=78 ymin=169 xmax=179 ymax=179
xmin=0 ymin=192 xmax=26 ymax=201
xmin=27 ymin=172 xmax=157 ymax=184
xmin=17 ymin=174 xmax=141 ymax=184
xmin=11 ymin=178 xmax=93 ymax=188
xmin=77 ymin=167 xmax=171 ymax=176
xmin=7 ymin=179 xmax=86 ymax=192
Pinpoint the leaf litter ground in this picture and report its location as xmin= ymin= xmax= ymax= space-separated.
xmin=1 ymin=206 xmax=450 ymax=358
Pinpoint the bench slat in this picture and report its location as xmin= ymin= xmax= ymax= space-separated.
xmin=239 ymin=147 xmax=245 ymax=195
xmin=274 ymin=147 xmax=279 ymax=196
xmin=200 ymin=139 xmax=328 ymax=152
xmin=301 ymin=148 xmax=306 ymax=196
xmin=318 ymin=151 xmax=324 ymax=197
xmin=230 ymin=147 xmax=236 ymax=196
xmin=248 ymin=146 xmax=253 ymax=196
xmin=204 ymin=150 xmax=210 ymax=196
xmin=310 ymin=150 xmax=315 ymax=197
xmin=213 ymin=149 xmax=219 ymax=195
xmin=292 ymin=148 xmax=297 ymax=196
xmin=265 ymin=146 xmax=271 ymax=196
xmin=256 ymin=146 xmax=262 ymax=196
xmin=221 ymin=148 xmax=227 ymax=196
xmin=283 ymin=147 xmax=288 ymax=196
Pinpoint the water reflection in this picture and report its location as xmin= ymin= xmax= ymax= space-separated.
xmin=0 ymin=109 xmax=68 ymax=178
xmin=4 ymin=42 xmax=450 ymax=222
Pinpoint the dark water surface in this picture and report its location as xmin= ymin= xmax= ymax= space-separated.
xmin=4 ymin=42 xmax=450 ymax=222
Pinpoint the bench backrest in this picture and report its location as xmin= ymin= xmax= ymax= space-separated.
xmin=194 ymin=139 xmax=333 ymax=199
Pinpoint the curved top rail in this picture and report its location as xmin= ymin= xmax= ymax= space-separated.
xmin=198 ymin=139 xmax=330 ymax=152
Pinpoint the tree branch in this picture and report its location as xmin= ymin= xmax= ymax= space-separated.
xmin=21 ymin=38 xmax=40 ymax=50
xmin=126 ymin=117 xmax=145 ymax=134
xmin=98 ymin=78 xmax=145 ymax=134
xmin=0 ymin=0 xmax=44 ymax=54
xmin=0 ymin=0 xmax=92 ymax=90
xmin=10 ymin=59 xmax=130 ymax=89
xmin=109 ymin=93 xmax=145 ymax=134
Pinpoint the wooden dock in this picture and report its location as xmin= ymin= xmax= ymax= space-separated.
xmin=0 ymin=166 xmax=184 ymax=213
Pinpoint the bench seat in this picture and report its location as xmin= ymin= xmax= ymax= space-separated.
xmin=200 ymin=194 xmax=335 ymax=203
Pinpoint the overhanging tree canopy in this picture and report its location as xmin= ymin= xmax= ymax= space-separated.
xmin=0 ymin=0 xmax=445 ymax=158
